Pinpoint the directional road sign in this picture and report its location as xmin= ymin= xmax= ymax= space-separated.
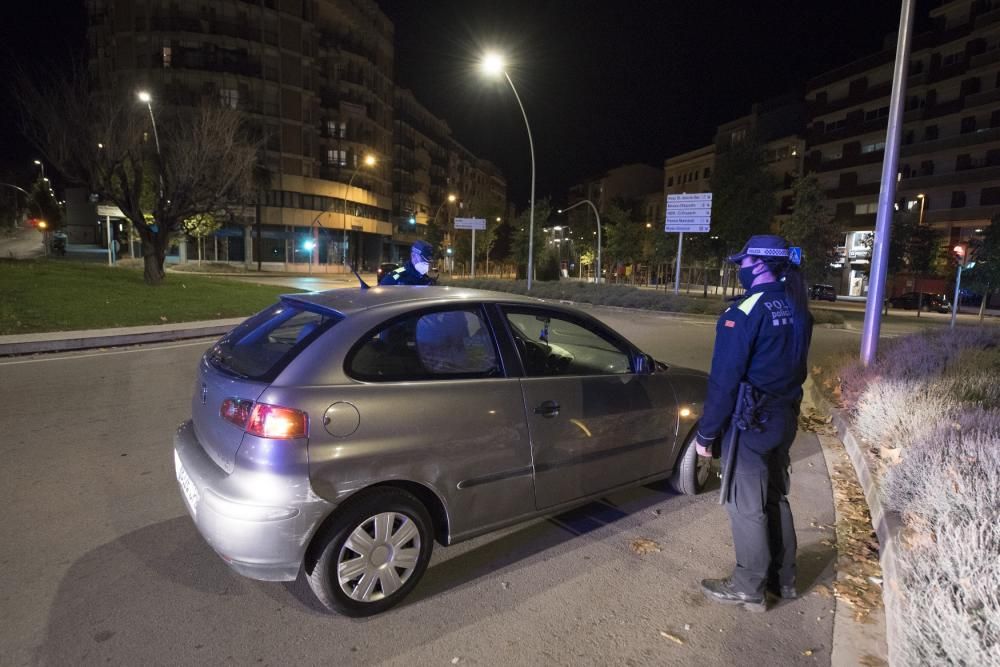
xmin=665 ymin=193 xmax=712 ymax=233
xmin=454 ymin=217 xmax=487 ymax=230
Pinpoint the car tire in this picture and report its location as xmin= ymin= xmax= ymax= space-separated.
xmin=669 ymin=428 xmax=711 ymax=495
xmin=305 ymin=487 xmax=434 ymax=617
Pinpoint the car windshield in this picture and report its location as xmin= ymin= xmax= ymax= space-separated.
xmin=208 ymin=299 xmax=341 ymax=381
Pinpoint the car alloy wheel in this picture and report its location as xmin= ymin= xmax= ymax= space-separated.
xmin=337 ymin=512 xmax=421 ymax=602
xmin=306 ymin=487 xmax=434 ymax=616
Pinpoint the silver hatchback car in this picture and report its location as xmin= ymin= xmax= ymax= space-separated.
xmin=174 ymin=286 xmax=710 ymax=616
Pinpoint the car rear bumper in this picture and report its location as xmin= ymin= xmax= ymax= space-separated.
xmin=173 ymin=420 xmax=336 ymax=581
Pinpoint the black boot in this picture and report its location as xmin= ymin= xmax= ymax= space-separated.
xmin=766 ymin=582 xmax=798 ymax=600
xmin=700 ymin=578 xmax=767 ymax=612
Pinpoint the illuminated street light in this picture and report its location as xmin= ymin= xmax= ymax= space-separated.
xmin=305 ymin=153 xmax=376 ymax=270
xmin=480 ymin=50 xmax=536 ymax=289
xmin=136 ymin=90 xmax=165 ymax=204
xmin=916 ymin=193 xmax=926 ymax=226
xmin=33 ymin=160 xmax=45 ymax=180
xmin=559 ymin=199 xmax=602 ymax=283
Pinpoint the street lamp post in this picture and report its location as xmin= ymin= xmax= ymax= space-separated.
xmin=916 ymin=193 xmax=926 ymax=226
xmin=307 ymin=153 xmax=375 ymax=271
xmin=558 ymin=199 xmax=601 ymax=283
xmin=481 ymin=52 xmax=536 ymax=289
xmin=136 ymin=91 xmax=166 ymax=263
xmin=33 ymin=160 xmax=45 ymax=181
xmin=431 ymin=193 xmax=457 ymax=229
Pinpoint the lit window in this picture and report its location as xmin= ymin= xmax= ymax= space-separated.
xmin=219 ymin=88 xmax=239 ymax=109
xmin=861 ymin=141 xmax=885 ymax=154
xmin=162 ymin=44 xmax=172 ymax=68
xmin=855 ymin=202 xmax=878 ymax=215
xmin=326 ymin=149 xmax=335 ymax=165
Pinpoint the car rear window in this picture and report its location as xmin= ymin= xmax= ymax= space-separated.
xmin=208 ymin=299 xmax=341 ymax=381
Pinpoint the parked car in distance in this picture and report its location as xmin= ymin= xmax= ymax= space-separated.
xmin=958 ymin=288 xmax=983 ymax=307
xmin=887 ymin=291 xmax=951 ymax=313
xmin=809 ymin=284 xmax=837 ymax=302
xmin=173 ymin=287 xmax=710 ymax=616
xmin=376 ymin=262 xmax=398 ymax=281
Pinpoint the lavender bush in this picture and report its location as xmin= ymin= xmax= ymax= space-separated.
xmin=847 ymin=328 xmax=1000 ymax=665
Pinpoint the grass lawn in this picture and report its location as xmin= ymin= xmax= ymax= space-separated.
xmin=0 ymin=259 xmax=299 ymax=335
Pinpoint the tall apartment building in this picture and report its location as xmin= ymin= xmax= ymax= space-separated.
xmin=391 ymin=88 xmax=507 ymax=262
xmin=663 ymin=97 xmax=804 ymax=234
xmin=565 ymin=163 xmax=663 ymax=230
xmin=805 ymin=0 xmax=1000 ymax=295
xmin=87 ymin=0 xmax=504 ymax=270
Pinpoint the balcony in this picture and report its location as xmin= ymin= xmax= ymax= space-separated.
xmin=826 ymin=181 xmax=882 ymax=200
xmin=809 ymin=81 xmax=892 ymax=118
xmin=965 ymin=87 xmax=1000 ymax=109
xmin=816 ymin=149 xmax=887 ymax=173
xmin=901 ymin=127 xmax=1000 ymax=158
xmin=924 ymin=205 xmax=999 ymax=224
xmin=903 ymin=164 xmax=1000 ymax=191
xmin=149 ymin=15 xmax=202 ymax=33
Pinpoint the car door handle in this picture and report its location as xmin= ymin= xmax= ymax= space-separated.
xmin=534 ymin=401 xmax=560 ymax=418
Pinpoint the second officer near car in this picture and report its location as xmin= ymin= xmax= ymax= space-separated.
xmin=694 ymin=234 xmax=813 ymax=611
xmin=379 ymin=240 xmax=436 ymax=286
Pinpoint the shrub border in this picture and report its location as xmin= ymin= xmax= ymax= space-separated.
xmin=807 ymin=378 xmax=906 ymax=666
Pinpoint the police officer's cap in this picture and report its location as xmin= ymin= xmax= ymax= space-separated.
xmin=727 ymin=234 xmax=790 ymax=264
xmin=412 ymin=240 xmax=434 ymax=263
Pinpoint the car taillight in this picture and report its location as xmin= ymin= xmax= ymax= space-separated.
xmin=221 ymin=399 xmax=308 ymax=439
xmin=247 ymin=403 xmax=309 ymax=439
xmin=221 ymin=398 xmax=255 ymax=428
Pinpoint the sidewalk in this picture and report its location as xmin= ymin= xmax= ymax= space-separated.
xmin=0 ymin=318 xmax=244 ymax=356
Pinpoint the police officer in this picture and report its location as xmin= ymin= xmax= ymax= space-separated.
xmin=379 ymin=239 xmax=436 ymax=286
xmin=695 ymin=234 xmax=812 ymax=612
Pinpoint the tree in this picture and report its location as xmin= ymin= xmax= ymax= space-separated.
xmin=709 ymin=136 xmax=778 ymax=255
xmin=964 ymin=215 xmax=1000 ymax=311
xmin=603 ymin=203 xmax=643 ymax=265
xmin=507 ymin=198 xmax=552 ymax=279
xmin=17 ymin=70 xmax=256 ymax=284
xmin=183 ymin=212 xmax=221 ymax=265
xmin=780 ymin=175 xmax=840 ymax=283
xmin=888 ymin=212 xmax=944 ymax=276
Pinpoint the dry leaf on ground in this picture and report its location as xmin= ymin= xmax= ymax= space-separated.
xmin=630 ymin=538 xmax=662 ymax=555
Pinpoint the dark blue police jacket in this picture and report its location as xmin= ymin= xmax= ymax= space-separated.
xmin=699 ymin=282 xmax=812 ymax=456
xmin=378 ymin=261 xmax=435 ymax=286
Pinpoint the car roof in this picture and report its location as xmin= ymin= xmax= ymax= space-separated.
xmin=283 ymin=285 xmax=549 ymax=316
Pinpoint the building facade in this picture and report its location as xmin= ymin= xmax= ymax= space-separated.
xmin=805 ymin=0 xmax=1000 ymax=294
xmin=86 ymin=0 xmax=504 ymax=270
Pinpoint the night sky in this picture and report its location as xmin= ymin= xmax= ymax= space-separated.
xmin=2 ymin=0 xmax=935 ymax=207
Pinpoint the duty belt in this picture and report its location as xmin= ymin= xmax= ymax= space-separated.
xmin=719 ymin=382 xmax=770 ymax=505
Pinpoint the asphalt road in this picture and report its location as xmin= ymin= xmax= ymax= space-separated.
xmin=1 ymin=310 xmax=846 ymax=666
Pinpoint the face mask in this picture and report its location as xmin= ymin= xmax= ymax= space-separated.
xmin=738 ymin=266 xmax=757 ymax=290
xmin=414 ymin=260 xmax=430 ymax=275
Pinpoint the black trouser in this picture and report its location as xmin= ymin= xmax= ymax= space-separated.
xmin=723 ymin=410 xmax=797 ymax=596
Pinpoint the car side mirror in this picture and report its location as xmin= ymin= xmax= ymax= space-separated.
xmin=634 ymin=353 xmax=656 ymax=374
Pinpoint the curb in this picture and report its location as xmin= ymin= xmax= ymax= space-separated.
xmin=0 ymin=319 xmax=242 ymax=357
xmin=806 ymin=378 xmax=906 ymax=667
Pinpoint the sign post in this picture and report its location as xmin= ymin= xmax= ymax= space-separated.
xmin=665 ymin=193 xmax=712 ymax=295
xmin=454 ymin=217 xmax=487 ymax=278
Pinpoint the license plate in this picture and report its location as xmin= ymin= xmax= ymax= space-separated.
xmin=175 ymin=452 xmax=200 ymax=515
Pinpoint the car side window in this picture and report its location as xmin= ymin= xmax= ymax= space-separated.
xmin=503 ymin=309 xmax=632 ymax=377
xmin=348 ymin=307 xmax=500 ymax=381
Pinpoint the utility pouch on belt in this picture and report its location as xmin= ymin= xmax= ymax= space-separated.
xmin=718 ymin=382 xmax=770 ymax=504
